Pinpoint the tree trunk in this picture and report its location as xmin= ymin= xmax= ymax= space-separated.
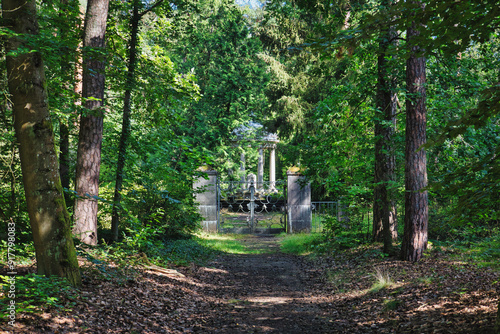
xmin=3 ymin=0 xmax=81 ymax=286
xmin=111 ymin=1 xmax=141 ymax=241
xmin=373 ymin=16 xmax=398 ymax=252
xmin=59 ymin=121 xmax=70 ymax=200
xmin=496 ymin=302 xmax=500 ymax=333
xmin=74 ymin=0 xmax=110 ymax=245
xmin=58 ymin=0 xmax=80 ymax=206
xmin=401 ymin=22 xmax=428 ymax=262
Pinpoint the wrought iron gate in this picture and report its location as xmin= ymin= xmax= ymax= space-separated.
xmin=217 ymin=179 xmax=287 ymax=234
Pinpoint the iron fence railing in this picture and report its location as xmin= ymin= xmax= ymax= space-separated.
xmin=311 ymin=201 xmax=372 ymax=238
xmin=217 ymin=179 xmax=287 ymax=232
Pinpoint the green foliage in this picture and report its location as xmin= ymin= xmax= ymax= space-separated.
xmin=123 ymin=184 xmax=201 ymax=240
xmin=0 ymin=274 xmax=78 ymax=319
xmin=166 ymin=0 xmax=270 ymax=172
xmin=0 ymin=239 xmax=35 ymax=267
xmin=1 ymin=0 xmax=499 ymax=268
xmin=319 ymin=205 xmax=373 ymax=251
xmin=425 ymin=35 xmax=500 ymax=227
xmin=272 ymin=0 xmax=499 ymax=235
xmin=99 ymin=1 xmax=205 ymax=242
xmin=428 ymin=230 xmax=500 ymax=269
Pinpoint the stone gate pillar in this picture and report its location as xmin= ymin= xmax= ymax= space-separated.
xmin=194 ymin=168 xmax=218 ymax=233
xmin=287 ymin=169 xmax=311 ymax=233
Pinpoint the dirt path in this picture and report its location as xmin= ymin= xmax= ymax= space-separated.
xmin=7 ymin=235 xmax=499 ymax=333
xmin=185 ymin=235 xmax=333 ymax=333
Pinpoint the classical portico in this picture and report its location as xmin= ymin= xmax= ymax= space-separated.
xmin=233 ymin=121 xmax=279 ymax=191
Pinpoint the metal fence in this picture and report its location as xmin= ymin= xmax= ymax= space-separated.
xmin=217 ymin=179 xmax=287 ymax=233
xmin=311 ymin=201 xmax=372 ymax=237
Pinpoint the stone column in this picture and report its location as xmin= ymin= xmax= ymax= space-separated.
xmin=194 ymin=168 xmax=218 ymax=233
xmin=240 ymin=152 xmax=246 ymax=188
xmin=257 ymin=147 xmax=264 ymax=189
xmin=287 ymin=169 xmax=311 ymax=233
xmin=269 ymin=144 xmax=276 ymax=190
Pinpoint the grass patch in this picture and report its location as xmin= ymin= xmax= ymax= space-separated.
xmin=196 ymin=233 xmax=267 ymax=255
xmin=382 ymin=298 xmax=401 ymax=312
xmin=279 ymin=233 xmax=322 ymax=255
xmin=160 ymin=238 xmax=218 ymax=266
xmin=369 ymin=268 xmax=394 ymax=293
xmin=86 ymin=233 xmax=263 ymax=269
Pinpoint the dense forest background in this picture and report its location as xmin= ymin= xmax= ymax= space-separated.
xmin=1 ymin=0 xmax=499 ymax=290
xmin=1 ymin=0 xmax=500 ymax=331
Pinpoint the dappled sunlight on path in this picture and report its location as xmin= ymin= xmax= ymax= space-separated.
xmin=185 ymin=235 xmax=334 ymax=333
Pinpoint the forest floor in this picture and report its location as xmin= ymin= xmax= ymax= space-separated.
xmin=2 ymin=235 xmax=500 ymax=333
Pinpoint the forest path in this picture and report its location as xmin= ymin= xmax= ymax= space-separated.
xmin=186 ymin=235 xmax=334 ymax=333
xmin=8 ymin=234 xmax=499 ymax=333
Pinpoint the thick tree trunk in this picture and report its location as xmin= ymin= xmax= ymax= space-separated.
xmin=373 ymin=21 xmax=398 ymax=252
xmin=401 ymin=23 xmax=428 ymax=262
xmin=3 ymin=0 xmax=81 ymax=286
xmin=74 ymin=0 xmax=110 ymax=245
xmin=111 ymin=1 xmax=140 ymax=241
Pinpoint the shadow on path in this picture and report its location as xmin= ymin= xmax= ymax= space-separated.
xmin=187 ymin=235 xmax=333 ymax=333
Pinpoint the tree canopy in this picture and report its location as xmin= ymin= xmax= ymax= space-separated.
xmin=0 ymin=0 xmax=498 ymax=289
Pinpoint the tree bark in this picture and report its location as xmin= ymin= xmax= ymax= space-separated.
xmin=59 ymin=121 xmax=70 ymax=198
xmin=74 ymin=0 xmax=110 ymax=245
xmin=3 ymin=0 xmax=81 ymax=286
xmin=373 ymin=15 xmax=398 ymax=252
xmin=58 ymin=0 xmax=80 ymax=206
xmin=496 ymin=301 xmax=500 ymax=333
xmin=401 ymin=22 xmax=428 ymax=262
xmin=111 ymin=0 xmax=140 ymax=241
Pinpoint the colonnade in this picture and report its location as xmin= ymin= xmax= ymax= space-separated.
xmin=239 ymin=143 xmax=277 ymax=189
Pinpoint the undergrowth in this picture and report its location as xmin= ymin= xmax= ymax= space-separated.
xmin=0 ymin=274 xmax=78 ymax=321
